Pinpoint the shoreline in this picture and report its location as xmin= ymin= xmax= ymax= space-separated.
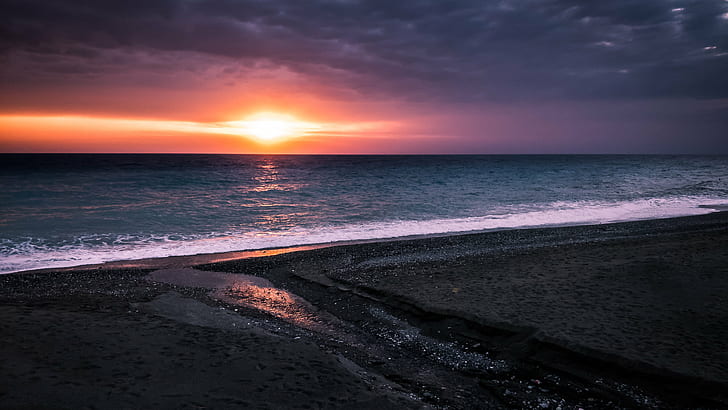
xmin=2 ymin=211 xmax=728 ymax=408
xmin=197 ymin=211 xmax=728 ymax=381
xmin=7 ymin=210 xmax=726 ymax=276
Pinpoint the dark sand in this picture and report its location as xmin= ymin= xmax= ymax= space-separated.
xmin=2 ymin=213 xmax=728 ymax=409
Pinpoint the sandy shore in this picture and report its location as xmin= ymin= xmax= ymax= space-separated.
xmin=2 ymin=213 xmax=728 ymax=409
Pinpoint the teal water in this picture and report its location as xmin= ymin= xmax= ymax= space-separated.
xmin=1 ymin=154 xmax=727 ymax=273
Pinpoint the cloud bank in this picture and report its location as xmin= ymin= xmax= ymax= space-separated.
xmin=3 ymin=0 xmax=727 ymax=101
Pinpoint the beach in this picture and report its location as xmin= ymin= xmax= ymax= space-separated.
xmin=2 ymin=212 xmax=728 ymax=409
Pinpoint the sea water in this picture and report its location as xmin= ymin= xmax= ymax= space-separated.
xmin=1 ymin=154 xmax=727 ymax=273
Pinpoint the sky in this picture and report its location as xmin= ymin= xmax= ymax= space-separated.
xmin=1 ymin=0 xmax=727 ymax=154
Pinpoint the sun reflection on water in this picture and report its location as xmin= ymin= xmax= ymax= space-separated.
xmin=238 ymin=159 xmax=311 ymax=231
xmin=238 ymin=159 xmax=305 ymax=193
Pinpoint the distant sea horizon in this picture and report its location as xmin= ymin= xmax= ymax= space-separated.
xmin=2 ymin=153 xmax=727 ymax=273
xmin=5 ymin=153 xmax=727 ymax=155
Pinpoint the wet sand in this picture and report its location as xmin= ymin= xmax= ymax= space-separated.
xmin=2 ymin=213 xmax=728 ymax=408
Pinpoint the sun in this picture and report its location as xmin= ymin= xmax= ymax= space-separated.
xmin=223 ymin=112 xmax=311 ymax=144
xmin=245 ymin=118 xmax=293 ymax=142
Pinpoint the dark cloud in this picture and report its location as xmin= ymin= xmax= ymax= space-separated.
xmin=2 ymin=0 xmax=728 ymax=101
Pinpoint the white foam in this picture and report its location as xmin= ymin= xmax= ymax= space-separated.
xmin=1 ymin=195 xmax=724 ymax=274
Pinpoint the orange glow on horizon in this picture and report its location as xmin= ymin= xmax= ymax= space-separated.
xmin=0 ymin=113 xmax=405 ymax=153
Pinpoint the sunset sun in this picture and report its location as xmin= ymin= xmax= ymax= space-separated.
xmin=223 ymin=113 xmax=314 ymax=144
xmin=246 ymin=120 xmax=292 ymax=141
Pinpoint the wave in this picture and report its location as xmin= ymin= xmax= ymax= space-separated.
xmin=1 ymin=195 xmax=725 ymax=274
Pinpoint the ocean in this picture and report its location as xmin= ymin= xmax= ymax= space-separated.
xmin=1 ymin=154 xmax=727 ymax=274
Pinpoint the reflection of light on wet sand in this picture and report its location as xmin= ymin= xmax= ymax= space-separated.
xmin=205 ymin=244 xmax=326 ymax=263
xmin=215 ymin=283 xmax=321 ymax=329
xmin=69 ymin=243 xmax=331 ymax=272
xmin=147 ymin=268 xmax=336 ymax=333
